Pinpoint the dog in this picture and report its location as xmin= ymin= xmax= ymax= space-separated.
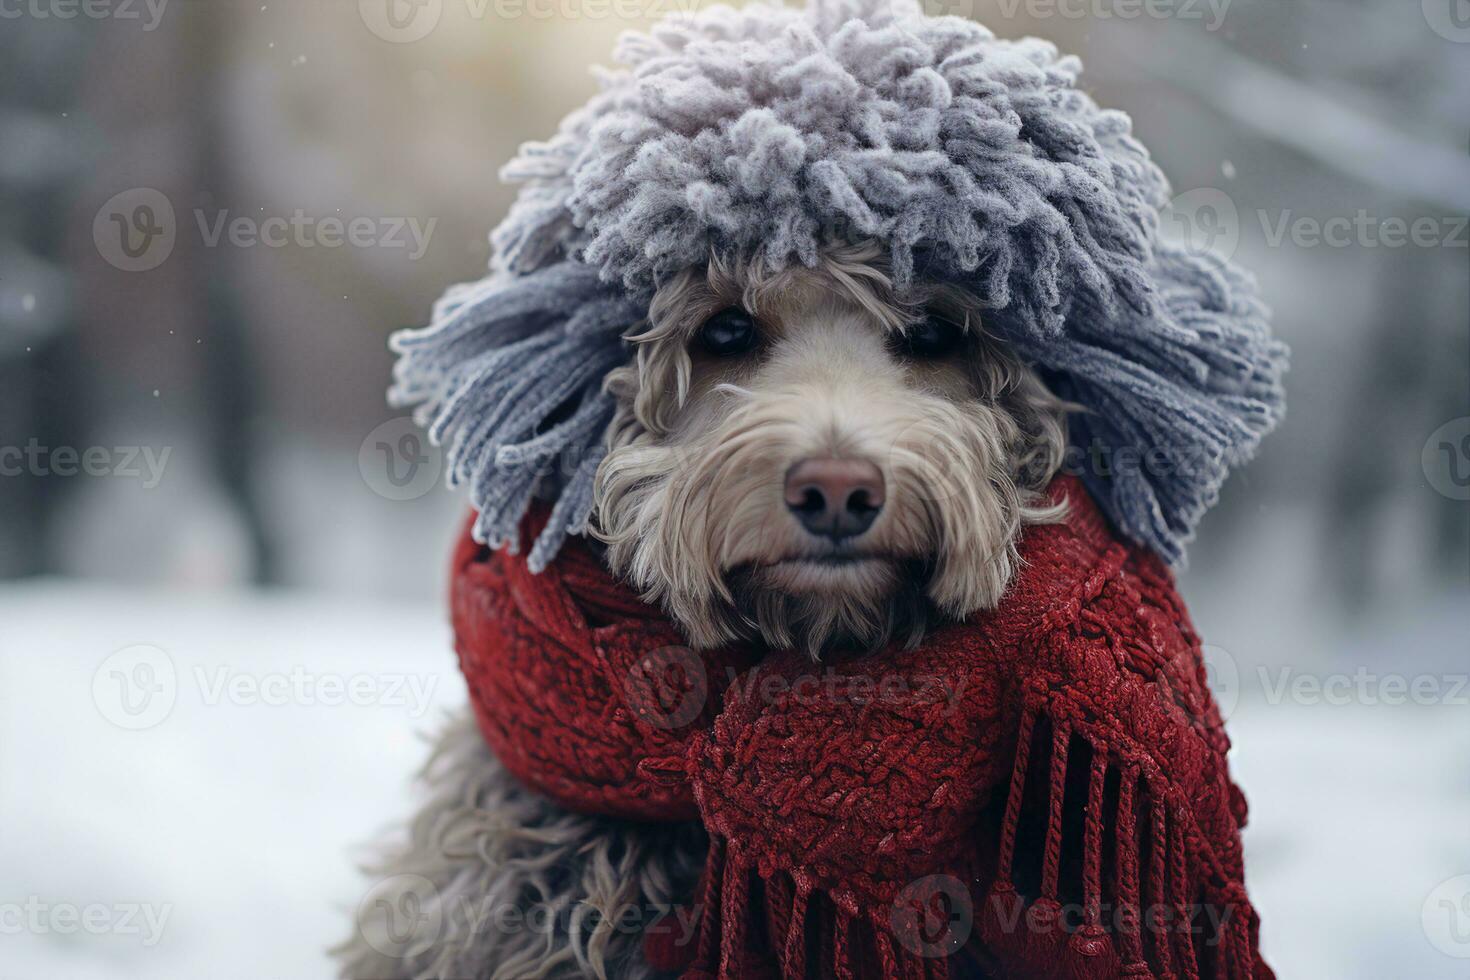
xmin=336 ymin=242 xmax=1073 ymax=979
xmin=337 ymin=0 xmax=1286 ymax=970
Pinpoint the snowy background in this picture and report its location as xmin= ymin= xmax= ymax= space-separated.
xmin=1 ymin=0 xmax=1467 ymax=977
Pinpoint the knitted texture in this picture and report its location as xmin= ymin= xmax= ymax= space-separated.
xmin=391 ymin=0 xmax=1288 ymax=568
xmin=452 ymin=477 xmax=1273 ymax=978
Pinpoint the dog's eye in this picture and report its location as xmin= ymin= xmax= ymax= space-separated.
xmin=896 ymin=315 xmax=965 ymax=359
xmin=697 ymin=307 xmax=760 ymax=357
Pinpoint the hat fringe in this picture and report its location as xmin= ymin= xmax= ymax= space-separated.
xmin=390 ymin=262 xmax=643 ymax=570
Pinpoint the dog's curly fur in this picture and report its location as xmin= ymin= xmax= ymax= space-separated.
xmin=335 ymin=712 xmax=706 ymax=980
xmin=595 ymin=243 xmax=1070 ymax=656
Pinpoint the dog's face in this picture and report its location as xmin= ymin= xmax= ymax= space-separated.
xmin=595 ymin=244 xmax=1069 ymax=656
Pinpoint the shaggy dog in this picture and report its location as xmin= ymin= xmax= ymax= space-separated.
xmin=337 ymin=244 xmax=1069 ymax=979
xmin=336 ymin=0 xmax=1285 ymax=973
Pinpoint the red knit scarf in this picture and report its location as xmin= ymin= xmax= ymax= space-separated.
xmin=451 ymin=477 xmax=1272 ymax=979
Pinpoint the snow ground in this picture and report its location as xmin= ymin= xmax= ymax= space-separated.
xmin=1 ymin=582 xmax=1466 ymax=978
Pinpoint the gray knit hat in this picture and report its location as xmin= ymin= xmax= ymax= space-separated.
xmin=391 ymin=0 xmax=1287 ymax=570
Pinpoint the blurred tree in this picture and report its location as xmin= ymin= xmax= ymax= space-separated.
xmin=0 ymin=20 xmax=93 ymax=576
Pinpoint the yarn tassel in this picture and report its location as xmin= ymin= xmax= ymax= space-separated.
xmin=874 ymin=927 xmax=901 ymax=979
xmin=979 ymin=698 xmax=1265 ymax=979
xmin=1148 ymin=796 xmax=1178 ymax=979
xmin=762 ymin=875 xmax=792 ymax=975
xmin=1038 ymin=717 xmax=1072 ymax=914
xmin=718 ymin=850 xmax=751 ymax=979
xmin=1169 ymin=813 xmax=1201 ymax=980
xmin=833 ymin=909 xmax=855 ymax=980
xmin=689 ymin=837 xmax=726 ymax=977
xmin=1070 ymin=744 xmax=1112 ymax=959
xmin=1229 ymin=892 xmax=1255 ymax=979
xmin=782 ymin=874 xmax=812 ymax=978
xmin=994 ymin=702 xmax=1037 ymax=889
xmin=1115 ymin=770 xmax=1150 ymax=975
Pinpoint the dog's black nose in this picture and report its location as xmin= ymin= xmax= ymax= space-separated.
xmin=784 ymin=458 xmax=885 ymax=541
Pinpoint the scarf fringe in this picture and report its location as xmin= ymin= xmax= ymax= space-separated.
xmin=662 ymin=689 xmax=1262 ymax=980
xmin=674 ymin=844 xmax=953 ymax=980
xmin=982 ymin=692 xmax=1262 ymax=980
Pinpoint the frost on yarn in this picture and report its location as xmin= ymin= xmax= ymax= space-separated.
xmin=389 ymin=263 xmax=644 ymax=570
xmin=391 ymin=0 xmax=1286 ymax=569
